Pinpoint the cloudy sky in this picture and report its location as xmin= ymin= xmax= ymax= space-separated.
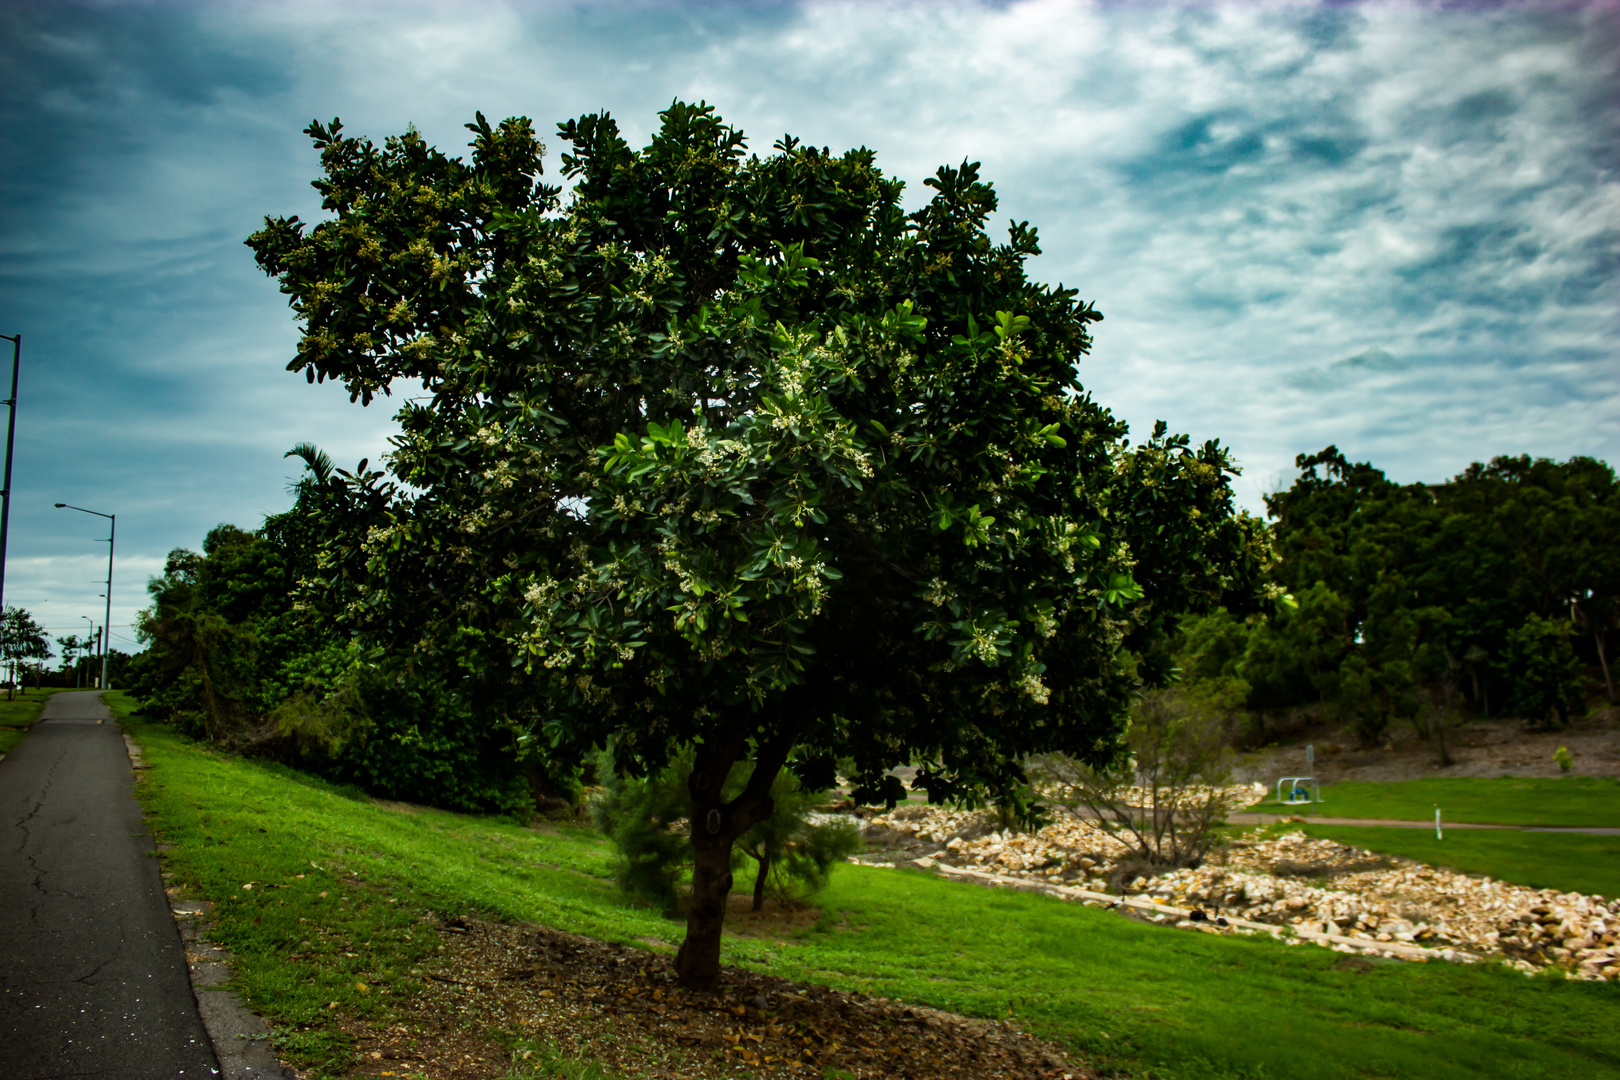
xmin=1 ymin=0 xmax=1616 ymax=656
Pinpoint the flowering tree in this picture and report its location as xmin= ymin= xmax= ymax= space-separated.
xmin=249 ymin=102 xmax=1265 ymax=988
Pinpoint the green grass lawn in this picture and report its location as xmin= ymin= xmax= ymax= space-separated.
xmin=109 ymin=695 xmax=1620 ymax=1080
xmin=1249 ymin=775 xmax=1620 ymax=827
xmin=1303 ymin=824 xmax=1620 ymax=898
xmin=0 ymin=687 xmax=62 ymax=754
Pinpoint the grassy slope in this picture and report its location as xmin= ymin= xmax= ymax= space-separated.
xmin=1304 ymin=825 xmax=1620 ymax=898
xmin=0 ymin=687 xmax=62 ymax=754
xmin=110 ymin=698 xmax=1620 ymax=1080
xmin=1249 ymin=775 xmax=1620 ymax=826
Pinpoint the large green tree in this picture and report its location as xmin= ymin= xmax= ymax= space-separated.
xmin=0 ymin=607 xmax=51 ymax=698
xmin=133 ymin=524 xmax=293 ymax=742
xmin=249 ymin=102 xmax=1265 ymax=987
xmin=1440 ymin=454 xmax=1620 ymax=705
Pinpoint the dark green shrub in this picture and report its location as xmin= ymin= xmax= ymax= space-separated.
xmin=593 ymin=749 xmax=858 ymax=912
xmin=272 ymin=642 xmax=536 ymax=816
xmin=732 ymin=770 xmax=862 ymax=910
xmin=592 ymin=750 xmax=697 ymax=911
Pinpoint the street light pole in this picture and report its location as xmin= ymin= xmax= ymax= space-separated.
xmin=55 ymin=503 xmax=115 ymax=691
xmin=0 ymin=334 xmax=20 ymax=613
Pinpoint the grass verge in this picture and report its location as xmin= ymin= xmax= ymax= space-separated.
xmin=1249 ymin=775 xmax=1620 ymax=826
xmin=111 ymin=697 xmax=1620 ymax=1080
xmin=0 ymin=687 xmax=62 ymax=754
xmin=1303 ymin=824 xmax=1620 ymax=898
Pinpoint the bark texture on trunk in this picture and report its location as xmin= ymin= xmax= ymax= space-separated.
xmin=676 ymin=825 xmax=738 ymax=990
xmin=672 ymin=710 xmax=802 ymax=990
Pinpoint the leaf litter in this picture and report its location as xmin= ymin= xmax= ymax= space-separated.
xmin=336 ymin=915 xmax=1091 ymax=1079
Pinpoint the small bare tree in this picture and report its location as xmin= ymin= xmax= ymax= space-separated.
xmin=1028 ymin=688 xmax=1235 ymax=871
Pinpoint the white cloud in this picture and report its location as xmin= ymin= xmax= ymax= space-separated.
xmin=1 ymin=0 xmax=1614 ymax=624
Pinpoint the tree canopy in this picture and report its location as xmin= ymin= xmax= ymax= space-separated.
xmin=249 ymin=101 xmax=1266 ymax=986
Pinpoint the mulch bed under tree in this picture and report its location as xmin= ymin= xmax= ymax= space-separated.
xmin=336 ymin=915 xmax=1092 ymax=1079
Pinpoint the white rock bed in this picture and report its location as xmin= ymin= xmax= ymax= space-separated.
xmin=858 ymin=804 xmax=1619 ymax=980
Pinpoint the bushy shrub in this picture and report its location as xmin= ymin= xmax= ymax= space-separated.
xmin=593 ymin=749 xmax=858 ymax=912
xmin=592 ymin=751 xmax=696 ymax=911
xmin=271 ymin=642 xmax=537 ymax=816
xmin=732 ymin=770 xmax=861 ymax=910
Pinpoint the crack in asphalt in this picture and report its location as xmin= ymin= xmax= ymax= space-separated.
xmin=14 ymin=740 xmax=70 ymax=924
xmin=68 ymin=907 xmax=128 ymax=988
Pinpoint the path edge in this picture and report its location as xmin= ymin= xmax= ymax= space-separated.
xmin=122 ymin=726 xmax=298 ymax=1080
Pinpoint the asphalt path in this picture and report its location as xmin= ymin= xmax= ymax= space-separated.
xmin=1226 ymin=811 xmax=1620 ymax=835
xmin=0 ymin=692 xmax=219 ymax=1078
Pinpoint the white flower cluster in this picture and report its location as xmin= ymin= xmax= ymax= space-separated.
xmin=522 ymin=578 xmax=558 ymax=608
xmin=922 ymin=577 xmax=954 ymax=608
xmin=364 ymin=523 xmax=395 ymax=549
xmin=1016 ymin=672 xmax=1050 ymax=705
xmin=480 ymin=462 xmax=517 ymax=489
xmin=970 ymin=627 xmax=1003 ymax=665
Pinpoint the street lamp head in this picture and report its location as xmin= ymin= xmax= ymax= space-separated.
xmin=53 ymin=503 xmax=64 ymax=508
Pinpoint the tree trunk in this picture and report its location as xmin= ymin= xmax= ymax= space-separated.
xmin=1595 ymin=630 xmax=1615 ymax=704
xmin=672 ymin=710 xmax=802 ymax=991
xmin=676 ymin=822 xmax=739 ymax=990
xmin=752 ymin=851 xmax=770 ymax=912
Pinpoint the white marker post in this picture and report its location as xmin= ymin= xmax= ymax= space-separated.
xmin=1435 ymin=807 xmax=1442 ymax=840
xmin=1306 ymin=744 xmax=1315 ymax=813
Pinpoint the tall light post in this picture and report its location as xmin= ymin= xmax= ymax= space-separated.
xmin=0 ymin=333 xmax=20 ymax=613
xmin=56 ymin=503 xmax=114 ymax=691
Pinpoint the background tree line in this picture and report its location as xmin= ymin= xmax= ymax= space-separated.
xmin=1173 ymin=446 xmax=1617 ymax=761
xmin=0 ymin=607 xmax=135 ymax=694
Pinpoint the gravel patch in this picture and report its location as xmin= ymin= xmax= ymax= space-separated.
xmin=858 ymin=803 xmax=1619 ymax=980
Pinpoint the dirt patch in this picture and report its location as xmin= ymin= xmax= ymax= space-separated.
xmin=722 ymin=894 xmax=824 ymax=939
xmin=333 ymin=916 xmax=1091 ymax=1080
xmin=1233 ymin=711 xmax=1620 ymax=784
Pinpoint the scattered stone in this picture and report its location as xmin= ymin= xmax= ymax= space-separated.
xmin=857 ymin=800 xmax=1617 ymax=980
